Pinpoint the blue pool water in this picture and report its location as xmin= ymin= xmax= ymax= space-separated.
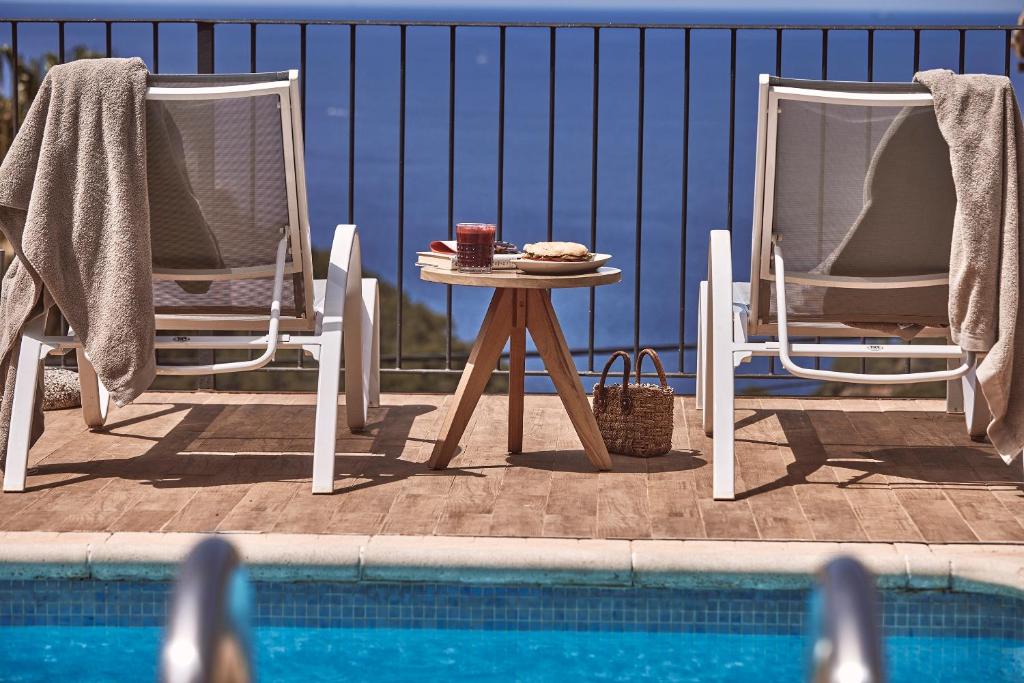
xmin=2 ymin=579 xmax=1023 ymax=682
xmin=1 ymin=626 xmax=1023 ymax=682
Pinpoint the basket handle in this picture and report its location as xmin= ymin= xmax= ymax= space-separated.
xmin=595 ymin=351 xmax=631 ymax=413
xmin=635 ymin=348 xmax=669 ymax=389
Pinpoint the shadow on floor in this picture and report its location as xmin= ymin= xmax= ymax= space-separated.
xmin=24 ymin=400 xmax=485 ymax=493
xmin=732 ymin=408 xmax=1022 ymax=501
xmin=507 ymin=449 xmax=705 ymax=473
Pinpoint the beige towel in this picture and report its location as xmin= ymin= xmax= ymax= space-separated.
xmin=915 ymin=69 xmax=1024 ymax=463
xmin=0 ymin=57 xmax=155 ymax=463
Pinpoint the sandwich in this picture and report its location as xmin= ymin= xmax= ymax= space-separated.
xmin=522 ymin=241 xmax=593 ymax=262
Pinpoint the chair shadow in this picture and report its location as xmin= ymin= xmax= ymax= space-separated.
xmin=732 ymin=407 xmax=1022 ymax=501
xmin=507 ymin=448 xmax=705 ymax=473
xmin=24 ymin=400 xmax=486 ymax=493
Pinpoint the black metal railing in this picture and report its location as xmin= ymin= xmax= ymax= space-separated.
xmin=1 ymin=18 xmax=1019 ymax=391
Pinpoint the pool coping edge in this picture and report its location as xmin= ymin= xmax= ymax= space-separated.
xmin=0 ymin=532 xmax=1021 ymax=599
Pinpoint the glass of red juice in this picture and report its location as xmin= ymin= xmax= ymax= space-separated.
xmin=455 ymin=223 xmax=496 ymax=273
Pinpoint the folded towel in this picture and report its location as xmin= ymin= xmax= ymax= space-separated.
xmin=0 ymin=57 xmax=155 ymax=463
xmin=915 ymin=69 xmax=1024 ymax=463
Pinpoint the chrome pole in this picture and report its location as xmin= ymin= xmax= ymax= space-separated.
xmin=810 ymin=556 xmax=886 ymax=683
xmin=160 ymin=537 xmax=253 ymax=683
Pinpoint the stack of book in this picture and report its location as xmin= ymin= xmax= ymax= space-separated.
xmin=416 ymin=240 xmax=520 ymax=271
xmin=416 ymin=251 xmax=520 ymax=271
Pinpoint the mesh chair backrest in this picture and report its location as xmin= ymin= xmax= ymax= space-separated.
xmin=755 ymin=78 xmax=955 ymax=328
xmin=145 ymin=73 xmax=310 ymax=320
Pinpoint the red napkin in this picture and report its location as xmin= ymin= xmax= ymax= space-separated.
xmin=430 ymin=240 xmax=457 ymax=254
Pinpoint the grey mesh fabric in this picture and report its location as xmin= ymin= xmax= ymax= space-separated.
xmin=145 ymin=73 xmax=304 ymax=319
xmin=765 ymin=90 xmax=955 ymax=328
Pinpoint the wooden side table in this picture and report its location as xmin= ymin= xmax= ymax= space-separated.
xmin=420 ymin=266 xmax=622 ymax=471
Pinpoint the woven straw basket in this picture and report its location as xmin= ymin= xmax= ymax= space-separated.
xmin=592 ymin=348 xmax=674 ymax=457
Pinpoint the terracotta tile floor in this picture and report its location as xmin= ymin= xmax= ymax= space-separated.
xmin=1 ymin=392 xmax=1022 ymax=543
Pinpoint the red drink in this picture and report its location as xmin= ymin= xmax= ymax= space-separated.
xmin=455 ymin=223 xmax=496 ymax=273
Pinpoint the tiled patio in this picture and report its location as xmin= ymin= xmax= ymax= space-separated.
xmin=1 ymin=392 xmax=1022 ymax=544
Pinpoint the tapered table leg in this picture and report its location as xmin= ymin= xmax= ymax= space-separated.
xmin=526 ymin=290 xmax=612 ymax=470
xmin=508 ymin=289 xmax=527 ymax=454
xmin=428 ymin=288 xmax=513 ymax=469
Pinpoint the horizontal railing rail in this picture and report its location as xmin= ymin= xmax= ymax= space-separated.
xmin=2 ymin=17 xmax=1018 ymax=389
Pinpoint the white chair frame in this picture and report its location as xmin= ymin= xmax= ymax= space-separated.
xmin=2 ymin=71 xmax=380 ymax=495
xmin=696 ymin=74 xmax=989 ymax=500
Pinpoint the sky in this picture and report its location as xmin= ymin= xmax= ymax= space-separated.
xmin=4 ymin=0 xmax=1022 ymax=24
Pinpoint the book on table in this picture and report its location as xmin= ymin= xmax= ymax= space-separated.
xmin=416 ymin=249 xmax=520 ymax=271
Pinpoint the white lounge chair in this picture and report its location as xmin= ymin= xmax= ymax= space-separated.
xmin=697 ymin=75 xmax=985 ymax=500
xmin=2 ymin=70 xmax=380 ymax=494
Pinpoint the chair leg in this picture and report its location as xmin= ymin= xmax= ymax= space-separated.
xmin=708 ymin=230 xmax=736 ymax=500
xmin=311 ymin=325 xmax=342 ymax=494
xmin=3 ymin=318 xmax=47 ymax=493
xmin=696 ymin=280 xmax=707 ymax=413
xmin=945 ymin=350 xmax=964 ymax=414
xmin=77 ymin=349 xmax=110 ymax=429
xmin=362 ymin=279 xmax=380 ymax=409
xmin=700 ymin=281 xmax=715 ymax=437
xmin=962 ymin=363 xmax=990 ymax=440
xmin=711 ymin=324 xmax=736 ymax=500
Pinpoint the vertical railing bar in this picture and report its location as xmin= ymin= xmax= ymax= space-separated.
xmin=909 ymin=28 xmax=933 ymax=374
xmin=958 ymin=28 xmax=966 ymax=74
xmin=396 ymin=24 xmax=407 ymax=369
xmin=105 ymin=21 xmax=112 ymax=58
xmin=775 ymin=27 xmax=783 ymax=74
xmin=821 ymin=27 xmax=828 ymax=78
xmin=678 ymin=27 xmax=691 ymax=372
xmin=152 ymin=22 xmax=159 ymax=73
xmin=725 ymin=27 xmax=736 ymax=232
xmin=195 ymin=21 xmax=215 ymax=386
xmin=633 ymin=27 xmax=646 ymax=360
xmin=246 ymin=22 xmax=258 ymax=365
xmin=249 ymin=23 xmax=256 ymax=72
xmin=866 ymin=28 xmax=874 ymax=80
xmin=344 ymin=24 xmax=356 ymax=376
xmin=909 ymin=26 xmax=925 ymax=374
xmin=196 ymin=22 xmax=214 ymax=73
xmin=496 ymin=26 xmax=506 ymax=241
xmin=445 ymin=25 xmax=456 ymax=370
xmin=294 ymin=22 xmax=308 ymax=371
xmin=11 ymin=22 xmax=19 ymax=134
xmin=912 ymin=26 xmax=922 ymax=374
xmin=56 ymin=19 xmax=71 ymax=367
xmin=815 ymin=27 xmax=829 ymax=371
xmin=587 ymin=27 xmax=601 ymax=373
xmin=300 ymin=23 xmax=307 ymax=132
xmin=863 ymin=28 xmax=875 ymax=375
xmin=1005 ymin=29 xmax=1013 ymax=77
xmin=913 ymin=29 xmax=921 ymax=73
xmin=546 ymin=26 xmax=556 ymax=242
xmin=347 ymin=24 xmax=356 ymax=225
xmin=726 ymin=26 xmax=740 ymax=382
xmin=770 ymin=28 xmax=782 ymax=376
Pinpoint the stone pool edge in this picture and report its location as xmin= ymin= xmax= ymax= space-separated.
xmin=1 ymin=532 xmax=1021 ymax=598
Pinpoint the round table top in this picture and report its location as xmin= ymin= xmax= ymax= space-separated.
xmin=419 ymin=266 xmax=622 ymax=289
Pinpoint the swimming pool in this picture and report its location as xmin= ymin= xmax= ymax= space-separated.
xmin=2 ymin=579 xmax=1022 ymax=682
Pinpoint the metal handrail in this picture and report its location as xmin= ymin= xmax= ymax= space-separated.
xmin=810 ymin=556 xmax=886 ymax=683
xmin=160 ymin=537 xmax=253 ymax=683
xmin=6 ymin=17 xmax=1018 ymax=385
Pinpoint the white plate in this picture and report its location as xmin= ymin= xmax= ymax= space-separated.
xmin=514 ymin=253 xmax=611 ymax=275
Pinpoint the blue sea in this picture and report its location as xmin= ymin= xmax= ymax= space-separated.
xmin=4 ymin=1 xmax=1022 ymax=393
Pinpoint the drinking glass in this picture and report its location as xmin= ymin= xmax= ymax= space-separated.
xmin=455 ymin=223 xmax=496 ymax=273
